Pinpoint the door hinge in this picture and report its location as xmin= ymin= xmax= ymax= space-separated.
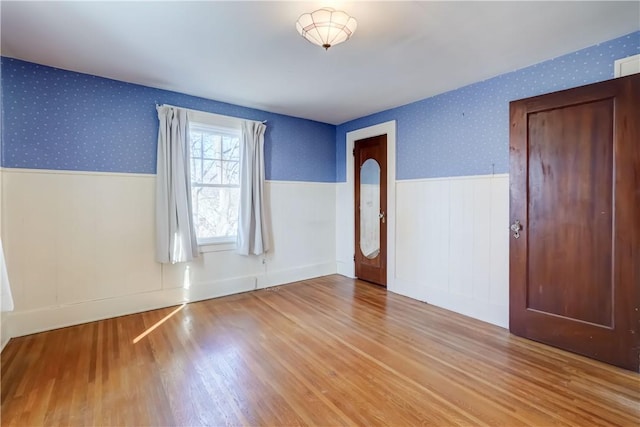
xmin=352 ymin=148 xmax=355 ymax=156
xmin=353 ymin=254 xmax=356 ymax=262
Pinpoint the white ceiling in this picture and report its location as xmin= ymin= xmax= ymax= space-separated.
xmin=1 ymin=1 xmax=638 ymax=125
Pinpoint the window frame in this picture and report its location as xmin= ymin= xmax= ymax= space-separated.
xmin=187 ymin=115 xmax=242 ymax=250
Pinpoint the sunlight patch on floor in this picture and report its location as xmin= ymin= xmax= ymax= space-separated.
xmin=133 ymin=304 xmax=186 ymax=344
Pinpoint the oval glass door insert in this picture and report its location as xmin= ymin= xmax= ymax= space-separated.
xmin=360 ymin=158 xmax=381 ymax=259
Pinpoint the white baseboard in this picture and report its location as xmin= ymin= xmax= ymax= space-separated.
xmin=4 ymin=262 xmax=337 ymax=340
xmin=336 ymin=260 xmax=355 ymax=278
xmin=1 ymin=314 xmax=10 ymax=352
xmin=260 ymin=262 xmax=337 ymax=288
xmin=393 ymin=278 xmax=509 ymax=329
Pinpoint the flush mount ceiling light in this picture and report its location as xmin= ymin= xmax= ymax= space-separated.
xmin=296 ymin=7 xmax=357 ymax=51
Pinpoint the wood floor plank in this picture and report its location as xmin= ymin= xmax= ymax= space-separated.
xmin=1 ymin=275 xmax=638 ymax=426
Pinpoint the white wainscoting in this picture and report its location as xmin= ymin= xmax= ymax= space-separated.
xmin=0 ymin=313 xmax=8 ymax=351
xmin=1 ymin=169 xmax=336 ymax=339
xmin=394 ymin=174 xmax=510 ymax=328
xmin=0 ymin=168 xmax=8 ymax=351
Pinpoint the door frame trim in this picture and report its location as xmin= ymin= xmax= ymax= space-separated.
xmin=338 ymin=121 xmax=396 ymax=289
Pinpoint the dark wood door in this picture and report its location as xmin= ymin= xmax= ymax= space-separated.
xmin=509 ymin=74 xmax=640 ymax=371
xmin=355 ymin=135 xmax=387 ymax=287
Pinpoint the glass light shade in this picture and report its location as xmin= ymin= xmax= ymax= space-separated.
xmin=296 ymin=7 xmax=357 ymax=50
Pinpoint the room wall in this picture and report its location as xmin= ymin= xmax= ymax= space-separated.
xmin=0 ymin=58 xmax=337 ymax=338
xmin=1 ymin=31 xmax=638 ymax=340
xmin=336 ymin=31 xmax=639 ymax=328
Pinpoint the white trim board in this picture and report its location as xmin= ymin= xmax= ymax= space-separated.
xmin=398 ymin=173 xmax=509 ymax=183
xmin=614 ymin=54 xmax=640 ymax=78
xmin=0 ymin=168 xmax=336 ymax=185
xmin=0 ymin=167 xmax=155 ymax=178
xmin=265 ymin=180 xmax=336 ymax=186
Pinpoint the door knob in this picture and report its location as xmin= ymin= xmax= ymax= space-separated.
xmin=379 ymin=211 xmax=386 ymax=223
xmin=510 ymin=220 xmax=522 ymax=239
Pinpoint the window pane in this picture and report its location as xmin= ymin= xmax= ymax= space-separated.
xmin=202 ymin=159 xmax=221 ymax=184
xmin=222 ymin=160 xmax=240 ymax=185
xmin=222 ymin=136 xmax=240 ymax=160
xmin=202 ymin=133 xmax=213 ymax=158
xmin=190 ymin=132 xmax=202 ymax=158
xmin=192 ymin=186 xmax=240 ymax=240
xmin=203 ymin=133 xmax=221 ymax=159
xmin=191 ymin=158 xmax=202 ymax=183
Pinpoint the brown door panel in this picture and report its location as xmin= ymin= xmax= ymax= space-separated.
xmin=354 ymin=135 xmax=387 ymax=287
xmin=509 ymin=74 xmax=640 ymax=371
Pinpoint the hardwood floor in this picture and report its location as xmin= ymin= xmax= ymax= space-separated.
xmin=1 ymin=275 xmax=639 ymax=426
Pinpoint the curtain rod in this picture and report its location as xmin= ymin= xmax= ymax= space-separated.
xmin=157 ymin=103 xmax=267 ymax=124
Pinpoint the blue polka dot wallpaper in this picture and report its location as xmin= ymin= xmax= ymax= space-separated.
xmin=336 ymin=31 xmax=640 ymax=181
xmin=2 ymin=31 xmax=638 ymax=183
xmin=0 ymin=58 xmax=336 ymax=182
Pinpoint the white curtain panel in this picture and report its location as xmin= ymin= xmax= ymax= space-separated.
xmin=237 ymin=120 xmax=270 ymax=256
xmin=155 ymin=105 xmax=198 ymax=263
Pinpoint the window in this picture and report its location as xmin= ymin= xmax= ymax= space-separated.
xmin=189 ymin=122 xmax=240 ymax=245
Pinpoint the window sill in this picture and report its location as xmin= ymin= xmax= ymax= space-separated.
xmin=198 ymin=241 xmax=237 ymax=253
